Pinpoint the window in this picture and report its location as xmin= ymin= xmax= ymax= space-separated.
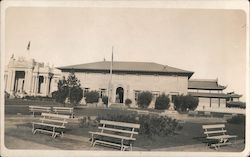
xmin=134 ymin=90 xmax=141 ymax=101
xmin=84 ymin=88 xmax=89 ymax=93
xmin=99 ymin=88 xmax=107 ymax=98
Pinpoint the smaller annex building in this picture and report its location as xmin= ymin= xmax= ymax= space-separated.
xmin=58 ymin=61 xmax=194 ymax=108
xmin=4 ymin=56 xmax=61 ymax=97
xmin=188 ymin=79 xmax=242 ymax=109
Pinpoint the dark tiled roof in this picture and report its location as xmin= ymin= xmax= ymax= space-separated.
xmin=58 ymin=61 xmax=194 ymax=78
xmin=188 ymin=92 xmax=229 ymax=98
xmin=188 ymin=79 xmax=226 ymax=90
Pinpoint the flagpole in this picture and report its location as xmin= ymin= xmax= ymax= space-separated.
xmin=107 ymin=46 xmax=113 ymax=108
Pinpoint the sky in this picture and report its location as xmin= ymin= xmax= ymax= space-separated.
xmin=5 ymin=7 xmax=247 ymax=100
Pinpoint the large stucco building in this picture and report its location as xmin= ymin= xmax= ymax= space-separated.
xmin=58 ymin=61 xmax=193 ymax=107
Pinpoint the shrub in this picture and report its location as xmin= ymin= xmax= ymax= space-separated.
xmin=137 ymin=91 xmax=152 ymax=109
xmin=52 ymin=87 xmax=68 ymax=104
xmin=85 ymin=90 xmax=99 ymax=103
xmin=173 ymin=95 xmax=199 ymax=112
xmin=227 ymin=115 xmax=245 ymax=124
xmin=125 ymin=98 xmax=132 ymax=107
xmin=155 ymin=93 xmax=170 ymax=110
xmin=102 ymin=96 xmax=108 ymax=105
xmin=96 ymin=112 xmax=182 ymax=138
xmin=69 ymin=87 xmax=83 ymax=105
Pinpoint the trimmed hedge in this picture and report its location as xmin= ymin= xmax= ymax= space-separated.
xmin=227 ymin=115 xmax=245 ymax=124
xmin=155 ymin=94 xmax=170 ymax=110
xmin=137 ymin=91 xmax=152 ymax=109
xmin=125 ymin=98 xmax=132 ymax=107
xmin=85 ymin=91 xmax=99 ymax=103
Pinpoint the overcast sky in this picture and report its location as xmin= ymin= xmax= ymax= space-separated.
xmin=5 ymin=7 xmax=246 ymax=100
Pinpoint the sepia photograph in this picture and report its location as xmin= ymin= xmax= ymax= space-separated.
xmin=1 ymin=1 xmax=249 ymax=157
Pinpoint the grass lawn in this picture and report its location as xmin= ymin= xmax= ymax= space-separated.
xmin=4 ymin=99 xmax=246 ymax=151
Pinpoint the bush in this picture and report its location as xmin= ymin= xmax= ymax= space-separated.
xmin=227 ymin=115 xmax=245 ymax=124
xmin=96 ymin=112 xmax=182 ymax=138
xmin=85 ymin=90 xmax=99 ymax=103
xmin=155 ymin=93 xmax=170 ymax=110
xmin=125 ymin=98 xmax=132 ymax=107
xmin=52 ymin=87 xmax=68 ymax=104
xmin=102 ymin=96 xmax=108 ymax=105
xmin=173 ymin=95 xmax=199 ymax=112
xmin=69 ymin=87 xmax=83 ymax=105
xmin=137 ymin=91 xmax=152 ymax=109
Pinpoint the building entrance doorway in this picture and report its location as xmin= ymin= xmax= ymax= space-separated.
xmin=14 ymin=71 xmax=25 ymax=93
xmin=115 ymin=87 xmax=124 ymax=103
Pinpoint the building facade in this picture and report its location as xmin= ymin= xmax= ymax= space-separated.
xmin=4 ymin=56 xmax=61 ymax=97
xmin=58 ymin=61 xmax=193 ymax=107
xmin=188 ymin=79 xmax=242 ymax=109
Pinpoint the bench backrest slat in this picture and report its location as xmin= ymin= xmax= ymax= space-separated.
xmin=100 ymin=120 xmax=140 ymax=129
xmin=202 ymin=124 xmax=225 ymax=129
xmin=29 ymin=106 xmax=51 ymax=109
xmin=41 ymin=113 xmax=70 ymax=119
xmin=98 ymin=127 xmax=138 ymax=135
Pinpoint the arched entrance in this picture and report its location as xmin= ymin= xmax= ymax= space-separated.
xmin=115 ymin=87 xmax=124 ymax=103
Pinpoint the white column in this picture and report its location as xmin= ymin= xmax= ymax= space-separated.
xmin=34 ymin=75 xmax=38 ymax=96
xmin=10 ymin=70 xmax=16 ymax=94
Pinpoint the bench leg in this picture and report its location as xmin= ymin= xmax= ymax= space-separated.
xmin=121 ymin=139 xmax=124 ymax=151
xmin=130 ymin=144 xmax=132 ymax=151
xmin=91 ymin=134 xmax=94 ymax=146
xmin=52 ymin=127 xmax=55 ymax=138
xmin=32 ymin=123 xmax=35 ymax=133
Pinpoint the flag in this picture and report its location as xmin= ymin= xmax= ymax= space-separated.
xmin=27 ymin=41 xmax=31 ymax=51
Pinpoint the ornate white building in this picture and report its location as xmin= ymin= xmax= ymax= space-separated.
xmin=4 ymin=56 xmax=61 ymax=97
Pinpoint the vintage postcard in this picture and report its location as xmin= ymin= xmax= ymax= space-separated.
xmin=1 ymin=0 xmax=249 ymax=157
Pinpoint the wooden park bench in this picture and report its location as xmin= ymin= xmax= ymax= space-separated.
xmin=202 ymin=124 xmax=237 ymax=150
xmin=52 ymin=107 xmax=74 ymax=118
xmin=29 ymin=106 xmax=51 ymax=117
xmin=89 ymin=120 xmax=140 ymax=151
xmin=32 ymin=113 xmax=70 ymax=138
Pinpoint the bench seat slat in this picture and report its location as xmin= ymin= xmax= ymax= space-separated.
xmin=94 ymin=140 xmax=129 ymax=148
xmin=89 ymin=131 xmax=136 ymax=140
xmin=207 ymin=135 xmax=237 ymax=139
xmin=211 ymin=142 xmax=232 ymax=147
xmin=204 ymin=130 xmax=227 ymax=134
xmin=39 ymin=118 xmax=68 ymax=124
xmin=98 ymin=127 xmax=138 ymax=135
xmin=33 ymin=122 xmax=65 ymax=128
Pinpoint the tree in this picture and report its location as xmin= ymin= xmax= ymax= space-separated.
xmin=155 ymin=93 xmax=170 ymax=110
xmin=52 ymin=72 xmax=83 ymax=106
xmin=66 ymin=71 xmax=83 ymax=105
xmin=173 ymin=95 xmax=199 ymax=112
xmin=137 ymin=91 xmax=152 ymax=109
xmin=52 ymin=76 xmax=68 ymax=104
